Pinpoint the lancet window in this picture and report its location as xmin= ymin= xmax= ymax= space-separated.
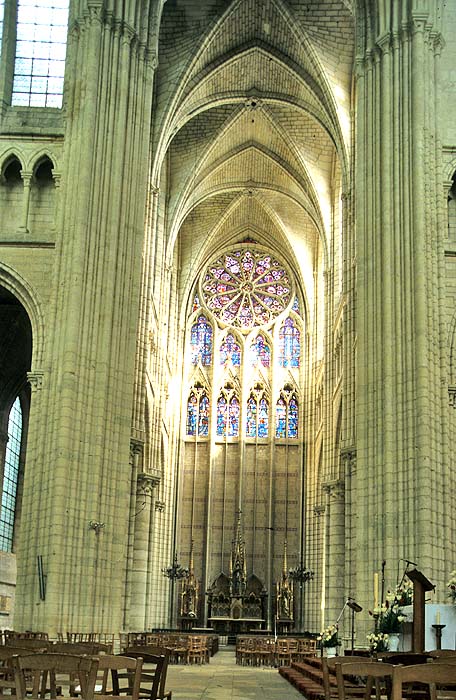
xmin=191 ymin=315 xmax=212 ymax=366
xmin=0 ymin=397 xmax=22 ymax=551
xmin=186 ymin=390 xmax=210 ymax=437
xmin=220 ymin=333 xmax=241 ymax=367
xmin=275 ymin=390 xmax=299 ymax=439
xmin=216 ymin=391 xmax=240 ymax=438
xmin=279 ymin=317 xmax=300 ymax=368
xmin=249 ymin=334 xmax=271 ymax=368
xmin=246 ymin=391 xmax=269 ymax=438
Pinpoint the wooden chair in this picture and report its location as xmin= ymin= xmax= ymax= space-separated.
xmin=276 ymin=638 xmax=293 ymax=666
xmin=12 ymin=653 xmax=99 ymax=700
xmin=187 ymin=636 xmax=206 ymax=665
xmin=391 ymin=663 xmax=456 ymax=700
xmin=95 ymin=655 xmax=143 ymax=700
xmin=123 ymin=646 xmax=171 ymax=700
xmin=0 ymin=646 xmax=36 ymax=698
xmin=5 ymin=638 xmax=51 ymax=650
xmin=429 ymin=652 xmax=456 ymax=660
xmin=335 ymin=660 xmax=395 ymax=700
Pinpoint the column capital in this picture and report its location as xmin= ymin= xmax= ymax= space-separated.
xmin=27 ymin=370 xmax=45 ymax=392
xmin=322 ymin=479 xmax=345 ymax=500
xmin=448 ymin=386 xmax=456 ymax=408
xmin=137 ymin=470 xmax=160 ymax=496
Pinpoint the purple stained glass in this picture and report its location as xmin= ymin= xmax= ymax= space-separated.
xmin=202 ymin=247 xmax=292 ymax=329
xmin=191 ymin=315 xmax=212 ymax=366
xmin=217 ymin=396 xmax=227 ymax=436
xmin=220 ymin=333 xmax=241 ymax=366
xmin=250 ymin=335 xmax=271 ymax=368
xmin=279 ymin=317 xmax=300 ymax=368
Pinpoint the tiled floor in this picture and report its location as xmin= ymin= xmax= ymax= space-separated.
xmin=165 ymin=647 xmax=303 ymax=699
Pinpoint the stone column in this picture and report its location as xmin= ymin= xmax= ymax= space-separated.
xmin=354 ymin=5 xmax=448 ymax=612
xmin=322 ymin=479 xmax=345 ymax=626
xmin=14 ymin=0 xmax=159 ymax=633
xmin=129 ymin=471 xmax=160 ymax=630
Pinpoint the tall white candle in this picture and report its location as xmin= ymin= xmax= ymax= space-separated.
xmin=374 ymin=572 xmax=379 ymax=609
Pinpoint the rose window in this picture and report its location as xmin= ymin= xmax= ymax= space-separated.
xmin=201 ymin=248 xmax=292 ymax=330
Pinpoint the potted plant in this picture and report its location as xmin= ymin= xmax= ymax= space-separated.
xmin=318 ymin=624 xmax=339 ymax=656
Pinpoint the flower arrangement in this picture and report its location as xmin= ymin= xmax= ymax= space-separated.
xmin=318 ymin=624 xmax=339 ymax=648
xmin=376 ymin=599 xmax=406 ymax=633
xmin=447 ymin=570 xmax=456 ymax=604
xmin=395 ymin=580 xmax=413 ymax=606
xmin=366 ymin=632 xmax=389 ymax=653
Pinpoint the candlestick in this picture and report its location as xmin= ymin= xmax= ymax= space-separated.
xmin=374 ymin=572 xmax=379 ymax=609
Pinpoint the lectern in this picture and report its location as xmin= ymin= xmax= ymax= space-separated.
xmin=406 ymin=568 xmax=435 ymax=652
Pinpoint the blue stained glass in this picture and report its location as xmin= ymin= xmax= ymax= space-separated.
xmin=186 ymin=393 xmax=197 ymax=436
xmin=229 ymin=397 xmax=240 ymax=437
xmin=246 ymin=397 xmax=257 ymax=437
xmin=275 ymin=397 xmax=286 ymax=439
xmin=198 ymin=395 xmax=209 ymax=436
xmin=250 ymin=334 xmax=271 ymax=368
xmin=220 ymin=333 xmax=241 ymax=366
xmin=279 ymin=317 xmax=300 ymax=368
xmin=0 ymin=398 xmax=22 ymax=552
xmin=258 ymin=398 xmax=269 ymax=437
xmin=288 ymin=397 xmax=298 ymax=438
xmin=292 ymin=297 xmax=300 ymax=313
xmin=217 ymin=396 xmax=227 ymax=436
xmin=191 ymin=315 xmax=212 ymax=366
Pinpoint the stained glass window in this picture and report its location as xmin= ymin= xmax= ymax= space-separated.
xmin=247 ymin=395 xmax=269 ymax=438
xmin=202 ymin=248 xmax=292 ymax=330
xmin=275 ymin=394 xmax=298 ymax=439
xmin=216 ymin=396 xmax=227 ymax=437
xmin=187 ymin=391 xmax=209 ymax=437
xmin=292 ymin=297 xmax=300 ymax=314
xmin=279 ymin=317 xmax=300 ymax=368
xmin=275 ymin=397 xmax=287 ymax=439
xmin=198 ymin=394 xmax=209 ymax=437
xmin=0 ymin=398 xmax=22 ymax=552
xmin=192 ymin=294 xmax=200 ymax=312
xmin=217 ymin=395 xmax=240 ymax=437
xmin=220 ymin=333 xmax=241 ymax=366
xmin=12 ymin=0 xmax=70 ymax=108
xmin=249 ymin=334 xmax=271 ymax=368
xmin=190 ymin=315 xmax=212 ymax=366
xmin=229 ymin=397 xmax=240 ymax=437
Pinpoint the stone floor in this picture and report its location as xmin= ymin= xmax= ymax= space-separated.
xmin=165 ymin=647 xmax=303 ymax=699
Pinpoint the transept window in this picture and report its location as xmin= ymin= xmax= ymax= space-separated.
xmin=275 ymin=392 xmax=299 ymax=439
xmin=201 ymin=248 xmax=292 ymax=330
xmin=190 ymin=315 xmax=212 ymax=366
xmin=220 ymin=333 xmax=241 ymax=367
xmin=249 ymin=334 xmax=271 ymax=368
xmin=216 ymin=393 xmax=240 ymax=438
xmin=12 ymin=0 xmax=69 ymax=107
xmin=278 ymin=317 xmax=300 ymax=368
xmin=186 ymin=390 xmax=210 ymax=437
xmin=0 ymin=397 xmax=22 ymax=551
xmin=246 ymin=393 xmax=269 ymax=438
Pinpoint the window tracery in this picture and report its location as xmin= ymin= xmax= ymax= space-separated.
xmin=249 ymin=334 xmax=271 ymax=368
xmin=275 ymin=388 xmax=299 ymax=439
xmin=186 ymin=389 xmax=210 ymax=437
xmin=220 ymin=333 xmax=241 ymax=367
xmin=216 ymin=388 xmax=240 ymax=438
xmin=246 ymin=388 xmax=269 ymax=438
xmin=201 ymin=247 xmax=292 ymax=330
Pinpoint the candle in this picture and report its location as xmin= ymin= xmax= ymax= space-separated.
xmin=374 ymin=572 xmax=379 ymax=609
xmin=436 ymin=611 xmax=441 ymax=625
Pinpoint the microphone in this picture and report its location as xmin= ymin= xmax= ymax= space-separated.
xmin=401 ymin=558 xmax=418 ymax=567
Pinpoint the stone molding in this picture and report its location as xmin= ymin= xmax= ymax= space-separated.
xmin=322 ymin=479 xmax=345 ymax=500
xmin=27 ymin=370 xmax=44 ymax=392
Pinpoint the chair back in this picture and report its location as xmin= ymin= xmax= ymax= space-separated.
xmin=96 ymin=655 xmax=143 ymax=700
xmin=123 ymin=647 xmax=169 ymax=700
xmin=391 ymin=662 xmax=456 ymax=700
xmin=335 ymin=660 xmax=395 ymax=700
xmin=5 ymin=638 xmax=51 ymax=650
xmin=322 ymin=655 xmax=375 ymax=700
xmin=12 ymin=653 xmax=99 ymax=700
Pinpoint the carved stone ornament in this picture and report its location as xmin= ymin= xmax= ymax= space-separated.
xmin=27 ymin=370 xmax=45 ymax=392
xmin=449 ymin=386 xmax=456 ymax=408
xmin=137 ymin=471 xmax=160 ymax=496
xmin=323 ymin=479 xmax=345 ymax=500
xmin=155 ymin=500 xmax=165 ymax=512
xmin=340 ymin=447 xmax=357 ymax=475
